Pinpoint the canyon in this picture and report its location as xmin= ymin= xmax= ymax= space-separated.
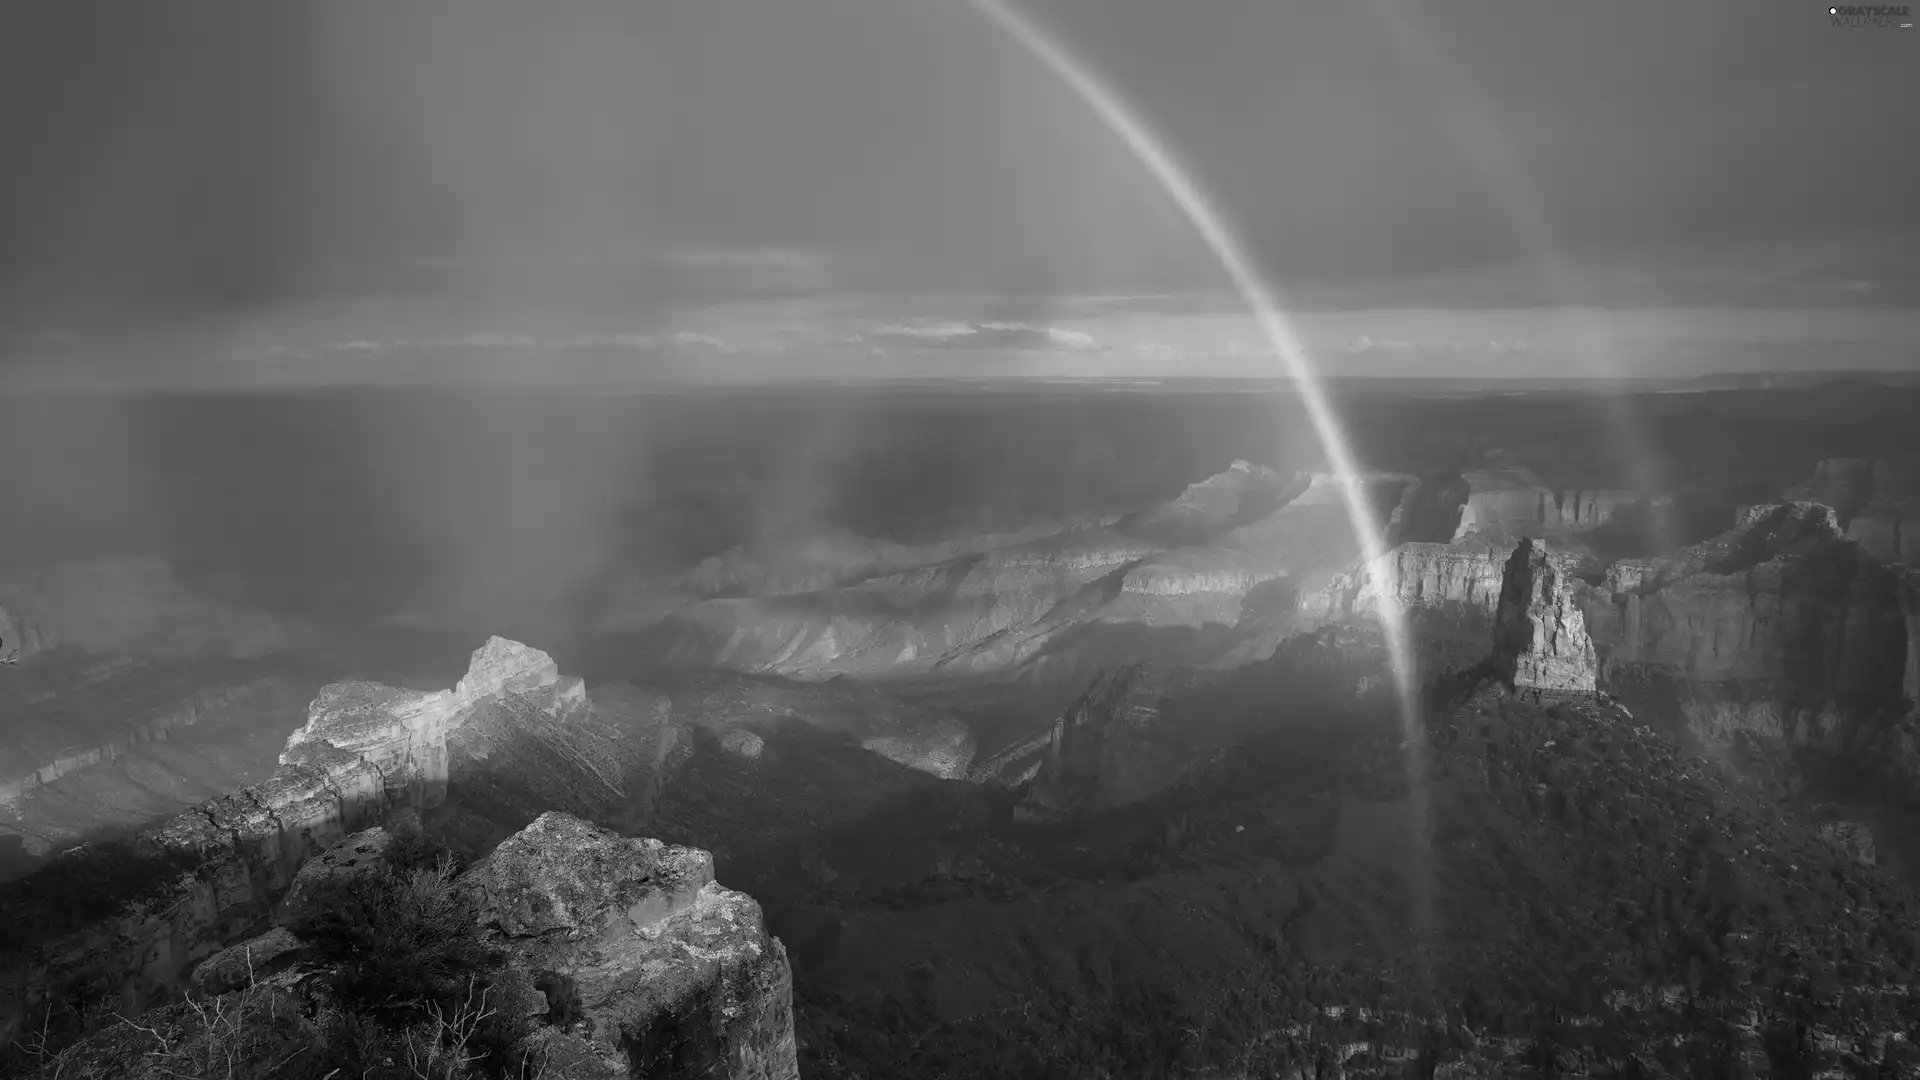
xmin=4 ymin=382 xmax=1920 ymax=1077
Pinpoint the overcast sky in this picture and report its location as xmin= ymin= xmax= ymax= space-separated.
xmin=0 ymin=0 xmax=1914 ymax=385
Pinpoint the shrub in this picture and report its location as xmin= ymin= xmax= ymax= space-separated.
xmin=287 ymin=840 xmax=536 ymax=1079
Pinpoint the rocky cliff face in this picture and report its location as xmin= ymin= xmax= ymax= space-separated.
xmin=1454 ymin=464 xmax=1561 ymax=542
xmin=649 ymin=527 xmax=1161 ymax=678
xmin=0 ymin=662 xmax=318 ymax=813
xmin=0 ymin=556 xmax=311 ymax=664
xmin=1581 ymin=501 xmax=1909 ymax=747
xmin=1305 ymin=540 xmax=1507 ymax=676
xmin=616 ymin=459 xmax=1688 ymax=690
xmin=1114 ymin=459 xmax=1301 ymax=546
xmin=1434 ymin=461 xmax=1661 ymax=549
xmin=637 ymin=467 xmax=1418 ymax=685
xmin=0 ymin=636 xmax=572 ymax=1045
xmin=1010 ymin=626 xmax=1397 ymax=819
xmin=1492 ymin=539 xmax=1599 ymax=695
xmin=662 ymin=672 xmax=975 ymax=780
xmin=1017 ymin=665 xmax=1205 ymax=819
xmin=1786 ymin=457 xmax=1920 ymax=565
xmin=1555 ymin=487 xmax=1651 ymax=530
xmin=461 ymin=813 xmax=798 ymax=1080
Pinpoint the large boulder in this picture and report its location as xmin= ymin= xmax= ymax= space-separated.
xmin=459 ymin=813 xmax=799 ymax=1080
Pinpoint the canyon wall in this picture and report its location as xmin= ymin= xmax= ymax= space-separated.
xmin=639 ymin=467 xmax=1415 ymax=683
xmin=1581 ymin=501 xmax=1909 ymax=747
xmin=0 ymin=667 xmax=318 ymax=810
xmin=1780 ymin=457 xmax=1919 ymax=564
xmin=1305 ymin=540 xmax=1507 ymax=676
xmin=1017 ymin=664 xmax=1205 ymax=819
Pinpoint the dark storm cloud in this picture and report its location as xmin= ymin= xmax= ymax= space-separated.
xmin=1012 ymin=0 xmax=1919 ymax=290
xmin=0 ymin=0 xmax=1913 ymax=377
xmin=0 ymin=1 xmax=459 ymax=325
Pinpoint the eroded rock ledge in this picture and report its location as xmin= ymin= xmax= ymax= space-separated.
xmin=0 ymin=636 xmax=762 ymax=1056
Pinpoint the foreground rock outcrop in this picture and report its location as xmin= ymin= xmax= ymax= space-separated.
xmin=0 ymin=640 xmax=806 ymax=1075
xmin=462 ymin=813 xmax=798 ymax=1079
xmin=35 ymin=813 xmax=799 ymax=1080
xmin=0 ymin=637 xmax=576 ymax=1045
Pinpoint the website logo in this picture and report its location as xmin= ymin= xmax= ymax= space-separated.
xmin=1829 ymin=4 xmax=1914 ymax=27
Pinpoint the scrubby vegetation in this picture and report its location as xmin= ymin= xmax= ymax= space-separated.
xmin=4 ymin=834 xmax=552 ymax=1080
xmin=704 ymin=676 xmax=1920 ymax=1078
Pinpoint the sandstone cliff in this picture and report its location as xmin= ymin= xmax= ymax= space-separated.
xmin=640 ymin=467 xmax=1418 ymax=685
xmin=1453 ymin=463 xmax=1561 ymax=542
xmin=0 ymin=661 xmax=319 ymax=813
xmin=1786 ymin=457 xmax=1920 ymax=564
xmin=1304 ymin=540 xmax=1507 ymax=676
xmin=1491 ymin=538 xmax=1598 ymax=695
xmin=1429 ymin=460 xmax=1661 ymax=548
xmin=1113 ymin=459 xmax=1301 ymax=545
xmin=0 ymin=556 xmax=311 ymax=664
xmin=1580 ymin=501 xmax=1908 ymax=747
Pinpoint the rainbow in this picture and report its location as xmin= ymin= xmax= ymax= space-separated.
xmin=973 ymin=0 xmax=1436 ymax=956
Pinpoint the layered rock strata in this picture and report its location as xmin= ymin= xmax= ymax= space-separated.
xmin=1581 ymin=501 xmax=1908 ymax=747
xmin=0 ymin=668 xmax=318 ymax=809
xmin=1787 ymin=458 xmax=1920 ymax=565
xmin=1305 ymin=540 xmax=1508 ymax=675
xmin=641 ymin=467 xmax=1415 ymax=682
xmin=0 ymin=636 xmax=568 ymax=1045
xmin=1453 ymin=464 xmax=1562 ymax=542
